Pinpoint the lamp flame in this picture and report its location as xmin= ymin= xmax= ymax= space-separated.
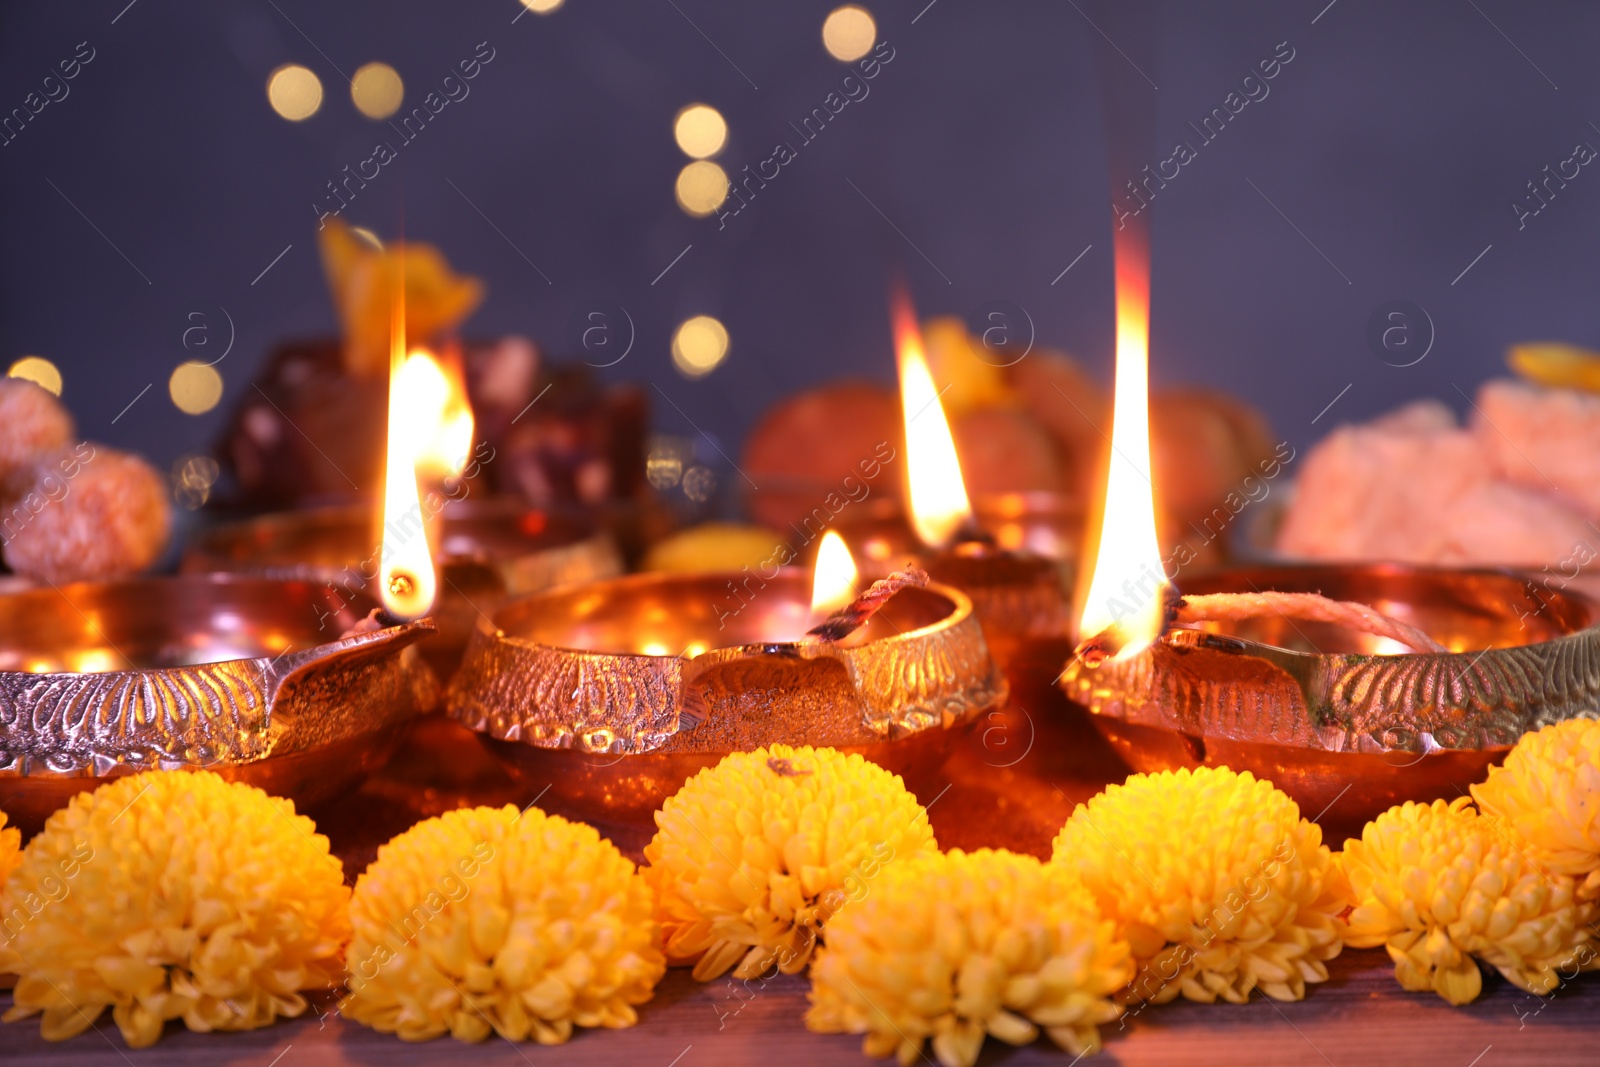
xmin=893 ymin=288 xmax=974 ymax=549
xmin=1077 ymin=230 xmax=1166 ymax=658
xmin=395 ymin=349 xmax=475 ymax=478
xmin=811 ymin=530 xmax=860 ymax=615
xmin=379 ymin=266 xmax=439 ymax=621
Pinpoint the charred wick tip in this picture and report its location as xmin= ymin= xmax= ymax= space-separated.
xmin=1162 ymin=584 xmax=1186 ymax=633
xmin=952 ymin=522 xmax=996 ymax=552
xmin=373 ymin=607 xmax=408 ymax=629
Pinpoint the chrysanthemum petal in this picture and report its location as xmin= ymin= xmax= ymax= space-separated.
xmin=808 ymin=849 xmax=1130 ymax=1067
xmin=645 ymin=745 xmax=937 ymax=981
xmin=341 ymin=805 xmax=663 ymax=1044
xmin=1051 ymin=767 xmax=1343 ymax=1008
xmin=0 ymin=771 xmax=349 ymax=1047
xmin=1336 ymin=796 xmax=1595 ymax=1005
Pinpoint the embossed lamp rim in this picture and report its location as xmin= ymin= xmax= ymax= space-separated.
xmin=0 ymin=574 xmax=438 ymax=830
xmin=447 ymin=568 xmax=1009 ymax=756
xmin=1063 ymin=562 xmax=1600 ymax=755
xmin=1061 ymin=563 xmax=1600 ymax=837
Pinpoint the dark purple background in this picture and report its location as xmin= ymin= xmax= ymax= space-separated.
xmin=2 ymin=0 xmax=1596 ymax=498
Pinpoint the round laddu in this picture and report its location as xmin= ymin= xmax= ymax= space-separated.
xmin=3 ymin=447 xmax=172 ymax=583
xmin=743 ymin=382 xmax=902 ymax=529
xmin=1009 ymin=350 xmax=1106 ymax=487
xmin=951 ymin=407 xmax=1070 ymax=495
xmin=0 ymin=378 xmax=74 ymax=498
xmin=1150 ymin=389 xmax=1259 ymax=525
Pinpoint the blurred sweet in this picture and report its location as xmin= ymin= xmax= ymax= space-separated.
xmin=1509 ymin=341 xmax=1600 ymax=393
xmin=216 ymin=338 xmax=648 ymax=517
xmin=921 ymin=315 xmax=1013 ymax=415
xmin=1474 ymin=378 xmax=1600 ymax=517
xmin=496 ymin=365 xmax=649 ymax=511
xmin=950 ymin=406 xmax=1070 ymax=494
xmin=218 ymin=339 xmax=384 ymax=507
xmin=743 ymin=382 xmax=902 ymax=531
xmin=741 ymin=321 xmax=1275 ymax=560
xmin=319 ymin=219 xmax=484 ymax=378
xmin=1156 ymin=389 xmax=1274 ymax=520
xmin=464 ymin=335 xmax=539 ymax=445
xmin=1009 ymin=348 xmax=1107 ymax=486
xmin=0 ymin=378 xmax=74 ymax=501
xmin=641 ymin=522 xmax=788 ymax=573
xmin=3 ymin=446 xmax=171 ymax=583
xmin=1280 ymin=390 xmax=1597 ymax=566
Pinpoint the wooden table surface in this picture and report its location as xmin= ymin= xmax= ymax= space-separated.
xmin=4 ymin=681 xmax=1597 ymax=1066
xmin=5 ymin=949 xmax=1596 ymax=1067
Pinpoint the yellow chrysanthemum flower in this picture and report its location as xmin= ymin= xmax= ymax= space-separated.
xmin=1052 ymin=766 xmax=1343 ymax=1005
xmin=341 ymin=805 xmax=664 ymax=1044
xmin=0 ymin=771 xmax=350 ymax=1047
xmin=808 ymin=849 xmax=1132 ymax=1067
xmin=1473 ymin=719 xmax=1600 ymax=899
xmin=0 ymin=809 xmax=19 ymax=887
xmin=644 ymin=744 xmax=937 ymax=981
xmin=1339 ymin=797 xmax=1596 ymax=1004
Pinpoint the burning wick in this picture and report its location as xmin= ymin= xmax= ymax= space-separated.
xmin=1074 ymin=586 xmax=1183 ymax=668
xmin=376 ymin=252 xmax=441 ymax=623
xmin=805 ymin=568 xmax=930 ymax=644
xmin=1072 ymin=586 xmax=1447 ymax=667
xmin=338 ymin=606 xmax=409 ymax=638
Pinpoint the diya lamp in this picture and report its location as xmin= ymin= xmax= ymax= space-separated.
xmin=852 ymin=287 xmax=1080 ymax=745
xmin=447 ymin=526 xmax=1007 ymax=847
xmin=0 ymin=264 xmax=466 ymax=836
xmin=186 ymin=343 xmax=620 ymax=678
xmin=1059 ymin=225 xmax=1600 ymax=841
xmin=0 ymin=574 xmax=438 ymax=834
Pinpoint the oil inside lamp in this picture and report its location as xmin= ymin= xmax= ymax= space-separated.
xmin=1075 ymin=228 xmax=1167 ymax=661
xmin=811 ymin=529 xmax=860 ymax=618
xmin=378 ymin=272 xmax=440 ymax=621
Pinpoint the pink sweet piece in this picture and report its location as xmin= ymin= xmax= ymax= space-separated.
xmin=1279 ymin=402 xmax=1479 ymax=562
xmin=3 ymin=447 xmax=171 ymax=583
xmin=1473 ymin=378 xmax=1600 ymax=518
xmin=1278 ymin=399 xmax=1594 ymax=567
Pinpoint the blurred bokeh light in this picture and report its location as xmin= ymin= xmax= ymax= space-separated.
xmin=675 ymin=160 xmax=729 ymax=217
xmin=672 ymin=315 xmax=730 ymax=378
xmin=351 ymin=62 xmax=404 ymax=120
xmin=266 ymin=64 xmax=323 ymax=121
xmin=822 ymin=5 xmax=876 ymax=61
xmin=169 ymin=362 xmax=224 ymax=415
xmin=674 ymin=104 xmax=728 ymax=159
xmin=7 ymin=356 xmax=63 ymax=397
